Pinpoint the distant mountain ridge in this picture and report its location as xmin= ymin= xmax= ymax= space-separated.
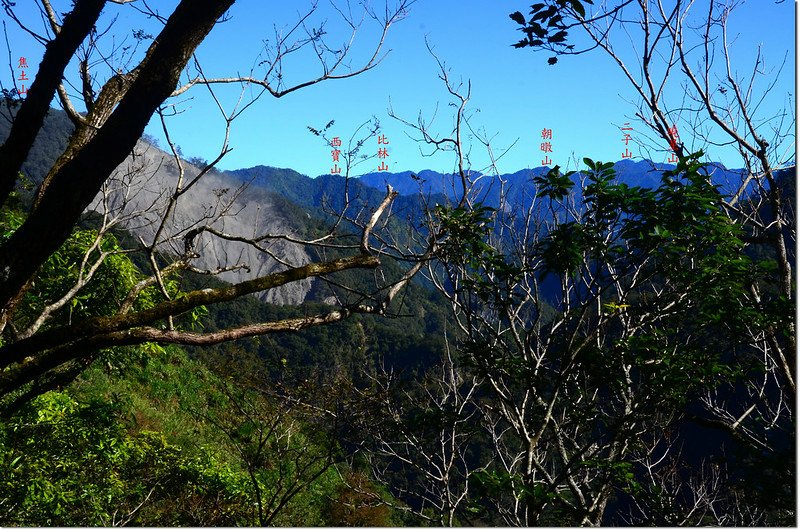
xmin=225 ymin=158 xmax=748 ymax=222
xmin=354 ymin=158 xmax=746 ymax=206
xmin=5 ymin=104 xmax=792 ymax=308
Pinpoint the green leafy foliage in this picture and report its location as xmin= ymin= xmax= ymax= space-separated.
xmin=533 ymin=164 xmax=572 ymax=199
xmin=0 ymin=344 xmax=382 ymax=526
xmin=510 ymin=1 xmax=592 ymax=61
xmin=429 ymin=152 xmax=785 ymax=524
xmin=435 ymin=204 xmax=526 ymax=311
xmin=0 ymin=195 xmax=416 ymax=525
xmin=1 ymin=207 xmax=182 ymax=339
xmin=0 ymin=388 xmax=249 ymax=526
xmin=536 ymin=153 xmax=759 ymax=395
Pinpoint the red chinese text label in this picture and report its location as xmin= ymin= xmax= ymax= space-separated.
xmin=540 ymin=128 xmax=553 ymax=166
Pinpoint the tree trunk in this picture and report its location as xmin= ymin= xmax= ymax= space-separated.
xmin=0 ymin=0 xmax=108 ymax=205
xmin=0 ymin=0 xmax=235 ymax=317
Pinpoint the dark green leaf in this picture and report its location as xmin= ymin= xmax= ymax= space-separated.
xmin=509 ymin=10 xmax=527 ymax=24
xmin=571 ymin=0 xmax=586 ymax=18
xmin=529 ymin=21 xmax=547 ymax=37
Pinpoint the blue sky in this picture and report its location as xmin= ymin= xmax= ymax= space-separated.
xmin=2 ymin=1 xmax=795 ymax=177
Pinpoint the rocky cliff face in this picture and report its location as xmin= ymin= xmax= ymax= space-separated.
xmin=91 ymin=142 xmax=315 ymax=305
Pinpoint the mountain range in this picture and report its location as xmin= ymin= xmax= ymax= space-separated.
xmin=229 ymin=157 xmax=751 ymax=217
xmin=2 ymin=104 xmax=792 ymax=306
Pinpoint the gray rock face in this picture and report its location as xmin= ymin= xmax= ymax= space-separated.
xmin=90 ymin=141 xmax=315 ymax=305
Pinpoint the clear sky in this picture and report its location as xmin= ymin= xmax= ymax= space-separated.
xmin=1 ymin=1 xmax=795 ymax=177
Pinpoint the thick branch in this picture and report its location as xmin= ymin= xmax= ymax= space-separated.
xmin=0 ymin=253 xmax=379 ymax=369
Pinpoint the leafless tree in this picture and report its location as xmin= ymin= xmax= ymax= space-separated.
xmin=197 ymin=378 xmax=341 ymax=526
xmin=371 ymin=35 xmax=784 ymax=523
xmin=353 ymin=344 xmax=484 ymax=526
xmin=623 ymin=430 xmax=768 ymax=526
xmin=506 ymin=0 xmax=794 ymax=523
xmin=0 ymin=0 xmax=422 ymax=410
xmin=569 ymin=0 xmax=794 ymax=311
